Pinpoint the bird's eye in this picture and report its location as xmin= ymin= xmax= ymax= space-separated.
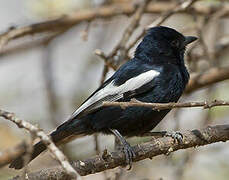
xmin=171 ymin=40 xmax=180 ymax=48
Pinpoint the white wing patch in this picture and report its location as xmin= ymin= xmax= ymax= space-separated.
xmin=70 ymin=70 xmax=160 ymax=119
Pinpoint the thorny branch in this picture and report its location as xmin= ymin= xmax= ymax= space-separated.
xmin=11 ymin=124 xmax=229 ymax=179
xmin=0 ymin=109 xmax=79 ymax=179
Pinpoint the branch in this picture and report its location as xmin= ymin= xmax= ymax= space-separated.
xmin=95 ymin=0 xmax=151 ymax=70
xmin=127 ymin=0 xmax=199 ymax=52
xmin=96 ymin=0 xmax=199 ymax=69
xmin=186 ymin=66 xmax=229 ymax=93
xmin=11 ymin=124 xmax=229 ymax=179
xmin=108 ymin=0 xmax=151 ymax=60
xmin=102 ymin=100 xmax=229 ymax=110
xmin=94 ymin=49 xmax=116 ymax=69
xmin=0 ymin=109 xmax=79 ymax=179
xmin=148 ymin=0 xmax=198 ymax=27
xmin=1 ymin=1 xmax=228 ymax=50
xmin=0 ymin=29 xmax=67 ymax=59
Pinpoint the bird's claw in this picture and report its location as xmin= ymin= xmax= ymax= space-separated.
xmin=110 ymin=129 xmax=136 ymax=169
xmin=122 ymin=141 xmax=136 ymax=170
xmin=165 ymin=131 xmax=183 ymax=143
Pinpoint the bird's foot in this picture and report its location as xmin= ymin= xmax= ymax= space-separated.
xmin=164 ymin=131 xmax=183 ymax=144
xmin=122 ymin=141 xmax=136 ymax=170
xmin=141 ymin=131 xmax=183 ymax=143
xmin=110 ymin=129 xmax=136 ymax=170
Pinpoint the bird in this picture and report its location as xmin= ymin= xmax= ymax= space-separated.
xmin=10 ymin=26 xmax=197 ymax=170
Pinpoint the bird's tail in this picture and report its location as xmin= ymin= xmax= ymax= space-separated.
xmin=9 ymin=119 xmax=87 ymax=169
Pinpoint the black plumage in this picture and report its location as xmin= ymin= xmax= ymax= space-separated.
xmin=10 ymin=26 xmax=197 ymax=169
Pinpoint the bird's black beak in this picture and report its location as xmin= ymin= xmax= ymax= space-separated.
xmin=184 ymin=36 xmax=198 ymax=46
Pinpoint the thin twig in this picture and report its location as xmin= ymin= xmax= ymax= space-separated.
xmin=80 ymin=21 xmax=91 ymax=41
xmin=108 ymin=0 xmax=151 ymax=61
xmin=95 ymin=49 xmax=116 ymax=70
xmin=0 ymin=109 xmax=79 ymax=179
xmin=95 ymin=0 xmax=151 ymax=70
xmin=1 ymin=1 xmax=226 ymax=51
xmin=149 ymin=0 xmax=198 ymax=27
xmin=127 ymin=0 xmax=198 ymax=52
xmin=186 ymin=66 xmax=229 ymax=93
xmin=103 ymin=100 xmax=229 ymax=110
xmin=0 ymin=31 xmax=65 ymax=58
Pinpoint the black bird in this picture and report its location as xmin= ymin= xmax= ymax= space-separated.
xmin=10 ymin=26 xmax=197 ymax=169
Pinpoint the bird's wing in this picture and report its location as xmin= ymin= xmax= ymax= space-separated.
xmin=69 ymin=68 xmax=160 ymax=120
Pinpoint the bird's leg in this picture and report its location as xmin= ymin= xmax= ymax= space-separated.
xmin=110 ymin=129 xmax=136 ymax=170
xmin=141 ymin=131 xmax=183 ymax=143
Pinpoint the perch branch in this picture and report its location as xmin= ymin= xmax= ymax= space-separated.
xmin=103 ymin=100 xmax=229 ymax=110
xmin=11 ymin=124 xmax=229 ymax=179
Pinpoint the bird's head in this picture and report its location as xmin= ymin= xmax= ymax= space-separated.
xmin=134 ymin=26 xmax=197 ymax=65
